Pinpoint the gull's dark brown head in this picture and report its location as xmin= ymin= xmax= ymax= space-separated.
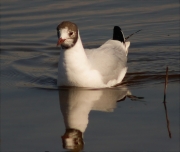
xmin=56 ymin=21 xmax=78 ymax=49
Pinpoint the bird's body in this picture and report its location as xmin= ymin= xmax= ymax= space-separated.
xmin=56 ymin=21 xmax=130 ymax=88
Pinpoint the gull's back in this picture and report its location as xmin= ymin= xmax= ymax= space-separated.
xmin=85 ymin=26 xmax=130 ymax=86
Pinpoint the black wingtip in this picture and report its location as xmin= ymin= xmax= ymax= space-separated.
xmin=113 ymin=26 xmax=125 ymax=43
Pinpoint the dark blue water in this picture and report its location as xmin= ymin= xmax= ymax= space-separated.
xmin=1 ymin=0 xmax=179 ymax=151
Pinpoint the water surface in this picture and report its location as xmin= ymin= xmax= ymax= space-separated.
xmin=1 ymin=0 xmax=179 ymax=151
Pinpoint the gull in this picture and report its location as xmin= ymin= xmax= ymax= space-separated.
xmin=56 ymin=21 xmax=130 ymax=88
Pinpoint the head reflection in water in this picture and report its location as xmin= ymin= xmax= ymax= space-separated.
xmin=61 ymin=128 xmax=84 ymax=151
xmin=59 ymin=86 xmax=131 ymax=151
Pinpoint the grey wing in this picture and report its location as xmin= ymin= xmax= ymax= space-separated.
xmin=85 ymin=40 xmax=127 ymax=84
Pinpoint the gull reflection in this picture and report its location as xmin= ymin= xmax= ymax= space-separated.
xmin=58 ymin=86 xmax=132 ymax=151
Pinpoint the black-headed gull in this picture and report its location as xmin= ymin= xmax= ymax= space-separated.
xmin=56 ymin=21 xmax=130 ymax=88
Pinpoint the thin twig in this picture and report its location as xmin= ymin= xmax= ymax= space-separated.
xmin=163 ymin=66 xmax=169 ymax=103
xmin=163 ymin=101 xmax=172 ymax=138
xmin=125 ymin=29 xmax=142 ymax=41
xmin=162 ymin=66 xmax=171 ymax=138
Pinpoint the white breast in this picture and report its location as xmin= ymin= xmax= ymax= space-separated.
xmin=57 ymin=32 xmax=130 ymax=88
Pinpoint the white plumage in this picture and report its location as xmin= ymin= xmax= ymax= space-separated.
xmin=56 ymin=21 xmax=130 ymax=88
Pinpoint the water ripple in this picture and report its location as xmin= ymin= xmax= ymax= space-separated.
xmin=1 ymin=0 xmax=179 ymax=90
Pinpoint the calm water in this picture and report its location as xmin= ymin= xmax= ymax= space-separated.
xmin=1 ymin=0 xmax=179 ymax=151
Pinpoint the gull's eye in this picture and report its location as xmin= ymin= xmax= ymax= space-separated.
xmin=69 ymin=31 xmax=73 ymax=36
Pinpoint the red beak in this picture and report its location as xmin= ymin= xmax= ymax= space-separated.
xmin=57 ymin=38 xmax=65 ymax=46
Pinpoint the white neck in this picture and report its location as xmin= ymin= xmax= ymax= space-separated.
xmin=58 ymin=32 xmax=91 ymax=86
xmin=58 ymin=31 xmax=104 ymax=87
xmin=62 ymin=32 xmax=88 ymax=65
